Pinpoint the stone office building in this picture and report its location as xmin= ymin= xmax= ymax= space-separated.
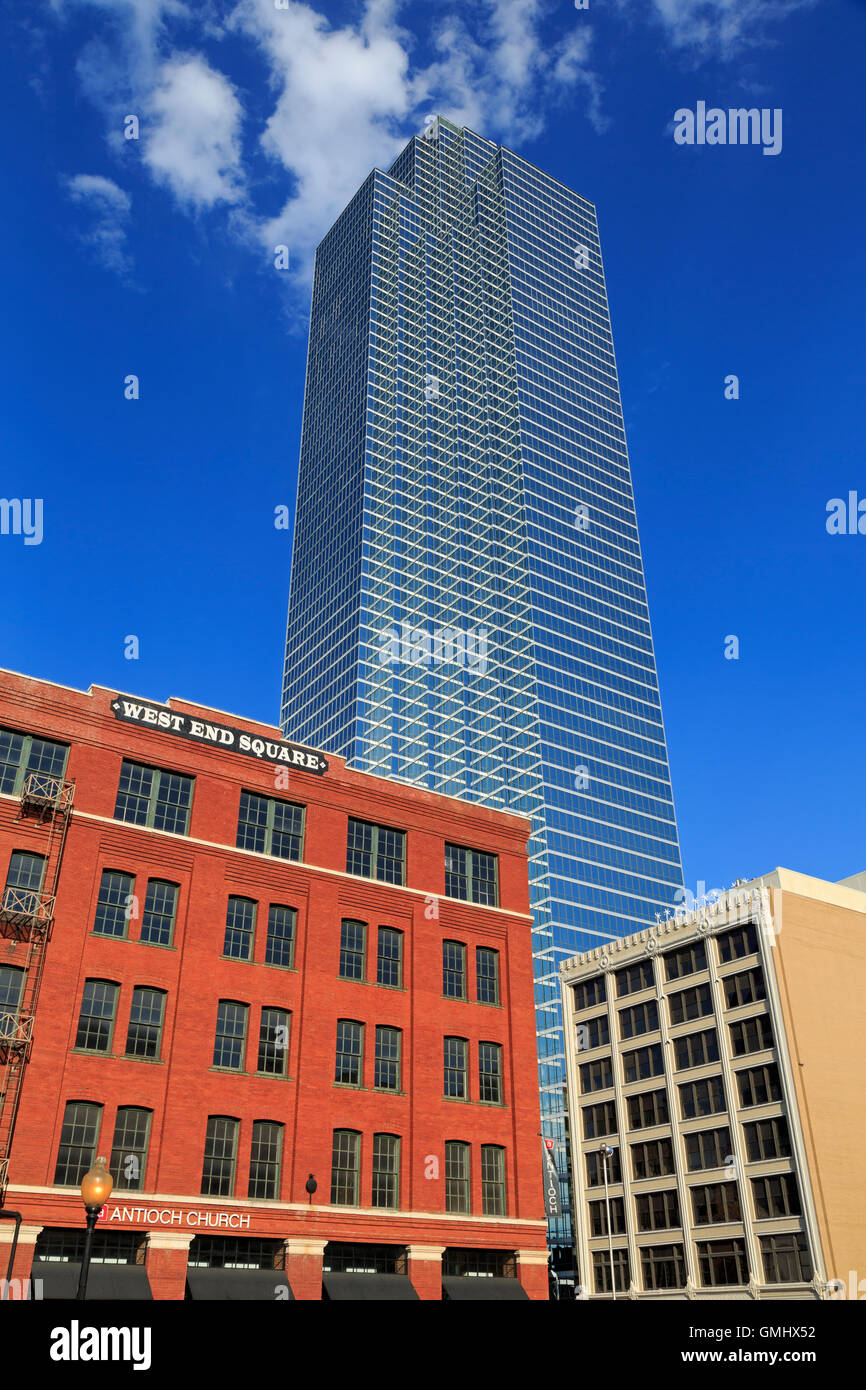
xmin=560 ymin=869 xmax=866 ymax=1299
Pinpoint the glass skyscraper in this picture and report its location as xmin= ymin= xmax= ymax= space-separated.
xmin=282 ymin=117 xmax=683 ymax=1268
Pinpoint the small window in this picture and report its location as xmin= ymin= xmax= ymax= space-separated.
xmin=445 ymin=1141 xmax=470 ymax=1213
xmin=248 ymin=1121 xmax=283 ymax=1200
xmin=723 ymin=968 xmax=765 ymax=1010
xmin=265 ymin=904 xmax=296 ymax=968
xmin=678 ymin=1075 xmax=726 ymax=1120
xmin=589 ymin=1197 xmax=626 ymax=1236
xmin=641 ymin=1245 xmax=686 ymax=1291
xmin=630 ymin=1139 xmax=673 ymax=1181
xmin=615 ymin=959 xmax=654 ymax=997
xmin=664 ymin=940 xmax=707 ymax=981
xmin=586 ymin=1146 xmax=622 ymax=1185
xmin=213 ymin=1001 xmax=248 ymax=1071
xmin=0 ymin=727 xmax=68 ymax=797
xmin=330 ymin=1130 xmax=360 ymax=1205
xmin=237 ymin=791 xmax=304 ymax=861
xmin=339 ymin=920 xmax=366 ymax=981
xmin=593 ymin=1249 xmax=629 ymax=1294
xmin=717 ymin=924 xmax=759 ymax=963
xmin=92 ymin=870 xmax=134 ymax=938
xmin=75 ymin=980 xmax=119 ymax=1053
xmin=573 ymin=977 xmax=606 ymax=1011
xmin=371 ymin=1134 xmax=400 ymax=1209
xmin=479 ymin=1042 xmax=503 ymax=1104
xmin=335 ymin=1020 xmax=364 ymax=1087
xmin=668 ymin=984 xmax=713 ymax=1026
xmin=582 ymin=1100 xmax=617 ymax=1140
xmin=760 ymin=1233 xmax=812 ymax=1284
xmin=374 ymin=1026 xmax=401 ymax=1091
xmin=729 ymin=1014 xmax=774 ymax=1056
xmin=201 ymin=1117 xmax=239 ymax=1197
xmin=674 ymin=1028 xmax=719 ymax=1070
xmin=4 ymin=851 xmax=47 ymax=915
xmin=346 ymin=819 xmax=405 ymax=885
xmin=751 ymin=1173 xmax=801 ymax=1219
xmin=54 ymin=1101 xmax=102 ymax=1186
xmin=685 ymin=1127 xmax=732 ymax=1172
xmin=125 ymin=987 xmax=166 ymax=1060
xmin=627 ymin=1088 xmax=669 ymax=1129
xmin=691 ymin=1182 xmax=741 ymax=1225
xmin=580 ymin=1057 xmax=614 ymax=1093
xmin=376 ymin=927 xmax=402 ymax=987
xmin=444 ymin=843 xmax=497 ymax=905
xmin=480 ymin=1145 xmax=506 ymax=1216
xmin=140 ymin=880 xmax=178 ymax=947
xmin=442 ymin=941 xmax=466 ymax=999
xmin=114 ymin=760 xmax=193 ymax=835
xmin=110 ymin=1107 xmax=151 ymax=1192
xmin=444 ymin=1037 xmax=468 ymax=1099
xmin=635 ymin=1189 xmax=680 ymax=1232
xmin=736 ymin=1062 xmax=782 ymax=1108
xmin=619 ymin=999 xmax=659 ymax=1039
xmin=0 ymin=965 xmax=25 ymax=1036
xmin=257 ymin=1008 xmax=290 ymax=1077
xmin=697 ymin=1239 xmax=749 ymax=1288
xmin=476 ymin=947 xmax=499 ymax=1004
xmin=223 ymin=897 xmax=256 ymax=961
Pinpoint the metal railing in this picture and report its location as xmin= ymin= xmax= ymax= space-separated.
xmin=20 ymin=770 xmax=74 ymax=814
xmin=0 ymin=887 xmax=55 ymax=929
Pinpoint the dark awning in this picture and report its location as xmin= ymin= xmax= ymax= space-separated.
xmin=322 ymin=1273 xmax=419 ymax=1301
xmin=186 ymin=1268 xmax=293 ymax=1301
xmin=442 ymin=1276 xmax=529 ymax=1301
xmin=30 ymin=1262 xmax=153 ymax=1300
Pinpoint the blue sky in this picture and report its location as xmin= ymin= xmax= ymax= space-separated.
xmin=2 ymin=0 xmax=864 ymax=895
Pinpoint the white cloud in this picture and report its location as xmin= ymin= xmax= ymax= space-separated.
xmin=637 ymin=0 xmax=819 ymax=57
xmin=63 ymin=173 xmax=133 ymax=275
xmin=144 ymin=55 xmax=245 ymax=208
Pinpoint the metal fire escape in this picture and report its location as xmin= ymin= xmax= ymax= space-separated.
xmin=0 ymin=769 xmax=73 ymax=1205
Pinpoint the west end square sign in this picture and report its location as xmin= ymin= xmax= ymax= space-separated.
xmin=111 ymin=697 xmax=328 ymax=774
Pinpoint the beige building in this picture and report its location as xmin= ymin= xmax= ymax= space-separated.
xmin=559 ymin=868 xmax=866 ymax=1300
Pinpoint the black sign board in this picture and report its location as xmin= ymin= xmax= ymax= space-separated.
xmin=111 ymin=697 xmax=328 ymax=774
xmin=541 ymin=1139 xmax=562 ymax=1220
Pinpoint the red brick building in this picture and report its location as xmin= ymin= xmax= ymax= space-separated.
xmin=0 ymin=669 xmax=548 ymax=1300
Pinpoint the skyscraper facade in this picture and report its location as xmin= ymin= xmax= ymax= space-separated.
xmin=282 ymin=117 xmax=683 ymax=1268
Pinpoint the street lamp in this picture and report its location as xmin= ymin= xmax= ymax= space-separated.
xmin=76 ymin=1156 xmax=113 ymax=1301
xmin=598 ymin=1144 xmax=616 ymax=1301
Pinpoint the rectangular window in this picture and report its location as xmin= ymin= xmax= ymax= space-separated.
xmin=636 ymin=1188 xmax=681 ymax=1232
xmin=589 ymin=1197 xmax=626 ymax=1236
xmin=619 ymin=1000 xmax=659 ymax=1040
xmin=664 ymin=940 xmax=707 ymax=980
xmin=479 ymin=1042 xmax=503 ymax=1104
xmin=737 ymin=1063 xmax=782 ymax=1108
xmin=374 ymin=1026 xmax=401 ymax=1091
xmin=92 ymin=869 xmax=134 ymax=938
xmin=691 ymin=1182 xmax=742 ymax=1225
xmin=674 ymin=1028 xmax=720 ymax=1070
xmin=623 ymin=1043 xmax=663 ymax=1083
xmin=723 ymin=968 xmax=766 ymax=1010
xmin=685 ymin=1127 xmax=732 ymax=1172
xmin=593 ymin=1249 xmax=629 ymax=1294
xmin=627 ymin=1089 xmax=669 ymax=1129
xmin=442 ymin=940 xmax=466 ymax=999
xmin=3 ymin=850 xmax=47 ymax=923
xmin=248 ymin=1121 xmax=283 ymax=1201
xmin=480 ymin=1145 xmax=506 ymax=1216
xmin=631 ymin=1138 xmax=674 ymax=1180
xmin=744 ymin=1116 xmax=791 ymax=1162
xmin=717 ymin=924 xmax=759 ymax=962
xmin=236 ymin=791 xmax=304 ymax=861
xmin=679 ymin=1075 xmax=727 ymax=1120
xmin=444 ymin=1037 xmax=468 ymax=1099
xmin=110 ymin=1107 xmax=151 ymax=1192
xmin=339 ymin=920 xmax=366 ymax=981
xmin=124 ymin=987 xmax=166 ymax=1060
xmin=346 ymin=818 xmax=405 ymax=885
xmin=265 ymin=904 xmax=296 ymax=968
xmin=223 ymin=896 xmax=256 ymax=961
xmin=582 ymin=1100 xmax=618 ymax=1140
xmin=586 ymin=1146 xmax=621 ymax=1186
xmin=580 ymin=1057 xmax=614 ymax=1093
xmin=114 ymin=760 xmax=193 ymax=835
xmin=75 ymin=980 xmax=119 ymax=1053
xmin=54 ymin=1101 xmax=102 ymax=1186
xmin=751 ymin=1173 xmax=801 ymax=1219
xmin=573 ymin=977 xmax=606 ymax=1011
xmin=476 ymin=947 xmax=500 ymax=1005
xmin=669 ymin=983 xmax=713 ymax=1025
xmin=201 ymin=1117 xmax=239 ymax=1197
xmin=371 ymin=1134 xmax=400 ymax=1209
xmin=697 ymin=1239 xmax=749 ymax=1288
xmin=0 ymin=726 xmax=68 ymax=796
xmin=335 ymin=1020 xmax=363 ymax=1087
xmin=729 ymin=1014 xmax=774 ymax=1056
xmin=576 ymin=1014 xmax=609 ymax=1051
xmin=330 ymin=1130 xmax=360 ymax=1205
xmin=213 ymin=1001 xmax=248 ymax=1071
xmin=615 ymin=959 xmax=654 ymax=997
xmin=444 ymin=843 xmax=498 ymax=906
xmin=0 ymin=965 xmax=25 ymax=1037
xmin=760 ymin=1233 xmax=812 ymax=1284
xmin=376 ymin=927 xmax=403 ymax=987
xmin=445 ymin=1141 xmax=470 ymax=1213
xmin=257 ymin=1008 xmax=290 ymax=1077
xmin=641 ymin=1245 xmax=686 ymax=1291
xmin=140 ymin=880 xmax=178 ymax=947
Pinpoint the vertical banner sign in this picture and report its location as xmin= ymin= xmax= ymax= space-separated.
xmin=541 ymin=1138 xmax=561 ymax=1220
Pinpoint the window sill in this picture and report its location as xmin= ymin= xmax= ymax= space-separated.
xmin=333 ymin=1083 xmax=367 ymax=1091
xmin=209 ymin=1066 xmax=249 ymax=1076
xmin=120 ymin=1055 xmax=165 ymax=1065
xmin=70 ymin=1048 xmax=115 ymax=1058
xmin=254 ymin=1072 xmax=294 ymax=1082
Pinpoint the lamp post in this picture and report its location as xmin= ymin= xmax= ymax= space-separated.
xmin=76 ymin=1156 xmax=113 ymax=1301
xmin=598 ymin=1144 xmax=616 ymax=1301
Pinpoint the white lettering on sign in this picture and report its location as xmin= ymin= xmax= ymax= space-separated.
xmin=105 ymin=1206 xmax=250 ymax=1229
